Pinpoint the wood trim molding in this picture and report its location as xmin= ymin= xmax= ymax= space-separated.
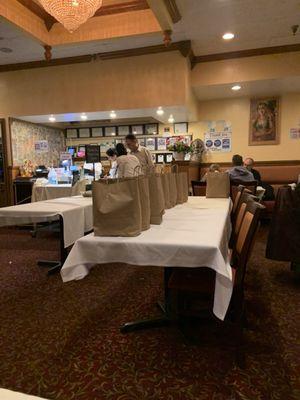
xmin=194 ymin=43 xmax=300 ymax=64
xmin=0 ymin=40 xmax=192 ymax=73
xmin=162 ymin=0 xmax=182 ymax=23
xmin=200 ymin=160 xmax=300 ymax=168
xmin=17 ymin=0 xmax=149 ymax=31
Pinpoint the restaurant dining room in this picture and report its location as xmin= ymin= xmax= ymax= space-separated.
xmin=0 ymin=0 xmax=300 ymax=399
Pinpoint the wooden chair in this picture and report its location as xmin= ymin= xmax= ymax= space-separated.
xmin=191 ymin=180 xmax=206 ymax=196
xmin=168 ymin=200 xmax=265 ymax=367
xmin=231 ymin=180 xmax=257 ymax=201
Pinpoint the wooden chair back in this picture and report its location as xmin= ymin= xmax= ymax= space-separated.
xmin=191 ymin=180 xmax=206 ymax=196
xmin=232 ymin=201 xmax=264 ymax=287
xmin=231 ymin=180 xmax=257 ymax=201
xmin=232 ymin=185 xmax=245 ymax=215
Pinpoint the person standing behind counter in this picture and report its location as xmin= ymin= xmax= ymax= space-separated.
xmin=115 ymin=143 xmax=141 ymax=178
xmin=125 ymin=133 xmax=154 ymax=173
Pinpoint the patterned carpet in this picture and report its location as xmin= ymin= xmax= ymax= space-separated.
xmin=0 ymin=225 xmax=299 ymax=400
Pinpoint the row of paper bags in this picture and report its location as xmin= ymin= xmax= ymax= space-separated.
xmin=92 ymin=171 xmax=189 ymax=237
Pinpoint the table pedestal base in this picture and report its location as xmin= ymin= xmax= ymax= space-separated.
xmin=38 ymin=260 xmax=62 ymax=275
xmin=120 ymin=316 xmax=170 ymax=333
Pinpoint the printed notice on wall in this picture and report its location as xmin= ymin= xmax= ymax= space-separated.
xmin=204 ymin=131 xmax=232 ymax=152
xmin=289 ymin=128 xmax=300 ymax=139
xmin=35 ymin=140 xmax=49 ymax=153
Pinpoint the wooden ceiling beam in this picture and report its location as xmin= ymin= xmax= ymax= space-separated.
xmin=0 ymin=40 xmax=191 ymax=73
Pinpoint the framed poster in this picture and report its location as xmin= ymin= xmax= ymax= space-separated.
xmin=104 ymin=126 xmax=117 ymax=137
xmin=157 ymin=137 xmax=167 ymax=151
xmin=78 ymin=128 xmax=90 ymax=138
xmin=156 ymin=153 xmax=165 ymax=164
xmin=165 ymin=153 xmax=173 ymax=163
xmin=91 ymin=127 xmax=103 ymax=137
xmin=118 ymin=125 xmax=130 ymax=136
xmin=174 ymin=122 xmax=188 ymax=134
xmin=249 ymin=97 xmax=280 ymax=145
xmin=66 ymin=129 xmax=78 ymax=139
xmin=138 ymin=137 xmax=146 ymax=147
xmin=131 ymin=125 xmax=144 ymax=135
xmin=145 ymin=123 xmax=158 ymax=135
xmin=145 ymin=137 xmax=155 ymax=151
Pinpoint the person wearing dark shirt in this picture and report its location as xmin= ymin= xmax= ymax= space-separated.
xmin=244 ymin=157 xmax=262 ymax=184
xmin=244 ymin=157 xmax=275 ymax=200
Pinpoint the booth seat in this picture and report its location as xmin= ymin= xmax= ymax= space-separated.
xmin=200 ymin=161 xmax=300 ymax=217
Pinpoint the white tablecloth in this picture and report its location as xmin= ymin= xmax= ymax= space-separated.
xmin=31 ymin=184 xmax=72 ymax=202
xmin=0 ymin=389 xmax=48 ymax=400
xmin=0 ymin=196 xmax=92 ymax=248
xmin=61 ymin=197 xmax=233 ymax=320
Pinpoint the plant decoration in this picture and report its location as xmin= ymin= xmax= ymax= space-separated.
xmin=167 ymin=141 xmax=191 ymax=154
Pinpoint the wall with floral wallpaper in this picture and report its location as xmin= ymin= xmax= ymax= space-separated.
xmin=11 ymin=119 xmax=65 ymax=167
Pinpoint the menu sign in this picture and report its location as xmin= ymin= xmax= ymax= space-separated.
xmin=85 ymin=145 xmax=100 ymax=163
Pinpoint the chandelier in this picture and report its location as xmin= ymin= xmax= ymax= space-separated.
xmin=39 ymin=0 xmax=103 ymax=32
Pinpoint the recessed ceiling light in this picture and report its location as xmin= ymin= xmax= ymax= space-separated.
xmin=168 ymin=114 xmax=175 ymax=123
xmin=222 ymin=32 xmax=235 ymax=40
xmin=110 ymin=110 xmax=116 ymax=119
xmin=80 ymin=113 xmax=88 ymax=120
xmin=231 ymin=85 xmax=241 ymax=91
xmin=0 ymin=47 xmax=13 ymax=53
xmin=156 ymin=106 xmax=164 ymax=116
xmin=49 ymin=115 xmax=56 ymax=122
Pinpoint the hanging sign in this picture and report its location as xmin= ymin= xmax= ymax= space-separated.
xmin=204 ymin=131 xmax=232 ymax=152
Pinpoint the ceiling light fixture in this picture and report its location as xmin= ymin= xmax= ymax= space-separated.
xmin=49 ymin=115 xmax=56 ymax=122
xmin=80 ymin=113 xmax=88 ymax=120
xmin=39 ymin=0 xmax=103 ymax=33
xmin=156 ymin=106 xmax=164 ymax=116
xmin=222 ymin=32 xmax=235 ymax=40
xmin=110 ymin=110 xmax=117 ymax=119
xmin=231 ymin=85 xmax=241 ymax=91
xmin=168 ymin=115 xmax=175 ymax=123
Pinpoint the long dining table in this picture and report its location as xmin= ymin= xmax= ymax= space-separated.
xmin=61 ymin=196 xmax=233 ymax=328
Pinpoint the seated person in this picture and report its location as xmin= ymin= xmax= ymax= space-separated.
xmin=106 ymin=148 xmax=118 ymax=179
xmin=115 ymin=143 xmax=141 ymax=178
xmin=228 ymin=154 xmax=254 ymax=182
xmin=201 ymin=163 xmax=221 ymax=182
xmin=244 ymin=157 xmax=275 ymax=200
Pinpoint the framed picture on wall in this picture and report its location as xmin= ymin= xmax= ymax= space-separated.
xmin=138 ymin=137 xmax=146 ymax=147
xmin=78 ymin=128 xmax=90 ymax=138
xmin=145 ymin=137 xmax=155 ymax=151
xmin=131 ymin=125 xmax=144 ymax=135
xmin=249 ymin=97 xmax=280 ymax=145
xmin=66 ymin=129 xmax=78 ymax=139
xmin=156 ymin=153 xmax=165 ymax=164
xmin=118 ymin=125 xmax=130 ymax=136
xmin=104 ymin=126 xmax=117 ymax=137
xmin=145 ymin=123 xmax=158 ymax=135
xmin=174 ymin=122 xmax=188 ymax=134
xmin=157 ymin=137 xmax=167 ymax=151
xmin=165 ymin=153 xmax=173 ymax=163
xmin=91 ymin=127 xmax=103 ymax=137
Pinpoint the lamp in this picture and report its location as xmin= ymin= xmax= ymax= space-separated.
xmin=39 ymin=0 xmax=103 ymax=32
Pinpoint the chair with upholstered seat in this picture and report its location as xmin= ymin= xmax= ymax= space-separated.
xmin=168 ymin=200 xmax=264 ymax=366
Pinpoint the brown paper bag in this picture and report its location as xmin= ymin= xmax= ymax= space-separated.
xmin=169 ymin=172 xmax=177 ymax=207
xmin=179 ymin=172 xmax=189 ymax=203
xmin=137 ymin=175 xmax=151 ymax=231
xmin=161 ymin=173 xmax=171 ymax=209
xmin=206 ymin=172 xmax=230 ymax=198
xmin=93 ymin=178 xmax=142 ymax=237
xmin=148 ymin=173 xmax=165 ymax=224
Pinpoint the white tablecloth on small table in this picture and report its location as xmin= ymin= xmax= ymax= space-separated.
xmin=61 ymin=197 xmax=233 ymax=320
xmin=0 ymin=389 xmax=48 ymax=400
xmin=0 ymin=196 xmax=92 ymax=248
xmin=31 ymin=184 xmax=72 ymax=202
